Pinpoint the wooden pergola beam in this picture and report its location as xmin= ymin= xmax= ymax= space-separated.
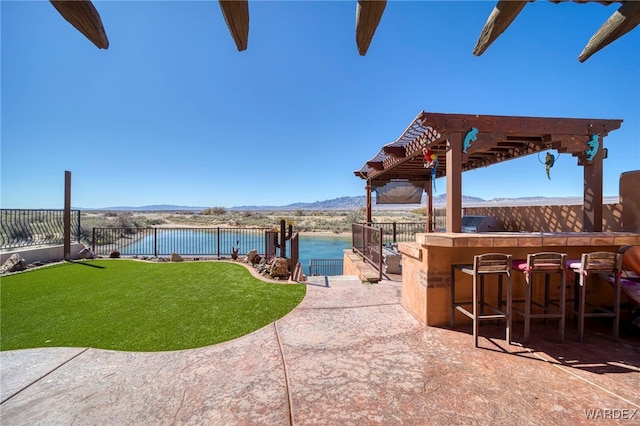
xmin=578 ymin=2 xmax=640 ymax=62
xmin=50 ymin=0 xmax=109 ymax=49
xmin=382 ymin=145 xmax=406 ymax=157
xmin=355 ymin=0 xmax=387 ymax=56
xmin=219 ymin=0 xmax=249 ymax=51
xmin=473 ymin=0 xmax=527 ymax=56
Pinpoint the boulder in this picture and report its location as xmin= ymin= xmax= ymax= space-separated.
xmin=171 ymin=253 xmax=184 ymax=262
xmin=245 ymin=249 xmax=259 ymax=264
xmin=269 ymin=257 xmax=289 ymax=279
xmin=109 ymin=250 xmax=120 ymax=258
xmin=0 ymin=254 xmax=28 ymax=273
xmin=77 ymin=247 xmax=97 ymax=259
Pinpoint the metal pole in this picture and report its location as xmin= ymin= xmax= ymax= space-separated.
xmin=76 ymin=210 xmax=81 ymax=242
xmin=217 ymin=227 xmax=221 ymax=259
xmin=366 ymin=182 xmax=372 ymax=224
xmin=64 ymin=171 xmax=71 ymax=260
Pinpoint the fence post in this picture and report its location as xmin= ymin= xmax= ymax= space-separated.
xmin=92 ymin=228 xmax=96 ymax=252
xmin=217 ymin=227 xmax=220 ymax=259
xmin=76 ymin=210 xmax=81 ymax=243
xmin=64 ymin=171 xmax=71 ymax=260
xmin=154 ymin=228 xmax=158 ymax=257
xmin=378 ymin=228 xmax=383 ymax=281
xmin=392 ymin=222 xmax=397 ymax=243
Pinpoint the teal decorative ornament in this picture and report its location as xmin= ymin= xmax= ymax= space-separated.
xmin=585 ymin=134 xmax=599 ymax=160
xmin=463 ymin=127 xmax=478 ymax=153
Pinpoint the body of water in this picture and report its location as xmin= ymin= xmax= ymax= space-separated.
xmin=299 ymin=234 xmax=352 ymax=275
xmin=119 ymin=229 xmax=352 ymax=276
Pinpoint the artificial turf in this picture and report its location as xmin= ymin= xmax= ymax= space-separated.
xmin=0 ymin=259 xmax=306 ymax=352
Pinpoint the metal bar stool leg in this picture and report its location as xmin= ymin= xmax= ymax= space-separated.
xmin=578 ymin=274 xmax=587 ymax=342
xmin=524 ymin=273 xmax=532 ymax=343
xmin=559 ymin=268 xmax=566 ymax=342
xmin=506 ymin=271 xmax=512 ymax=345
xmin=473 ymin=272 xmax=479 ymax=348
xmin=451 ymin=265 xmax=456 ymax=330
xmin=613 ymin=278 xmax=620 ymax=342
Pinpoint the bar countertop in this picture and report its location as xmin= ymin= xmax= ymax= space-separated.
xmin=410 ymin=231 xmax=640 ymax=248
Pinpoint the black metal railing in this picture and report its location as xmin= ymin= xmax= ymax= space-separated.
xmin=308 ymin=258 xmax=344 ymax=276
xmin=366 ymin=222 xmax=425 ymax=245
xmin=352 ymin=223 xmax=383 ymax=281
xmin=92 ymin=227 xmax=273 ymax=258
xmin=0 ymin=209 xmax=82 ymax=249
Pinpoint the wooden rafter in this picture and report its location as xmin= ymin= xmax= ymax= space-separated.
xmin=219 ymin=0 xmax=249 ymax=52
xmin=578 ymin=1 xmax=640 ymax=62
xmin=50 ymin=0 xmax=109 ymax=49
xmin=473 ymin=0 xmax=527 ymax=57
xmin=475 ymin=0 xmax=640 ymax=62
xmin=355 ymin=0 xmax=387 ymax=56
xmin=46 ymin=0 xmax=636 ymax=63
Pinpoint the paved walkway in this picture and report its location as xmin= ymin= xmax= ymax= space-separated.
xmin=1 ymin=276 xmax=639 ymax=425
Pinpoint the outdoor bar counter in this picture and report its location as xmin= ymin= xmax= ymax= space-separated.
xmin=397 ymin=231 xmax=640 ymax=326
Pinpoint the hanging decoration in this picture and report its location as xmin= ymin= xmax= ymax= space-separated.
xmin=585 ymin=134 xmax=599 ymax=160
xmin=462 ymin=127 xmax=478 ymax=153
xmin=423 ymin=148 xmax=439 ymax=191
xmin=538 ymin=151 xmax=560 ymax=180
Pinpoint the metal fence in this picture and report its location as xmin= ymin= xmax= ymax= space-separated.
xmin=0 ymin=209 xmax=82 ymax=249
xmin=308 ymin=258 xmax=344 ymax=276
xmin=366 ymin=222 xmax=425 ymax=245
xmin=352 ymin=223 xmax=383 ymax=281
xmin=92 ymin=227 xmax=273 ymax=258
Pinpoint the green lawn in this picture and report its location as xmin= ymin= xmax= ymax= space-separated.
xmin=0 ymin=260 xmax=306 ymax=352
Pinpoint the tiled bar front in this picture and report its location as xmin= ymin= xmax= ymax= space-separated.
xmin=397 ymin=232 xmax=640 ymax=326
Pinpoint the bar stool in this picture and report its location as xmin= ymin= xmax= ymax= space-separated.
xmin=451 ymin=253 xmax=512 ymax=348
xmin=512 ymin=252 xmax=567 ymax=343
xmin=568 ymin=252 xmax=623 ymax=342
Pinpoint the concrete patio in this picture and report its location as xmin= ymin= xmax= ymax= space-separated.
xmin=1 ymin=275 xmax=639 ymax=425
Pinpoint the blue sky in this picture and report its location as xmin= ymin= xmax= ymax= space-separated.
xmin=2 ymin=1 xmax=638 ymax=209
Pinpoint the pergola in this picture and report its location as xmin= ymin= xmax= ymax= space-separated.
xmin=354 ymin=112 xmax=623 ymax=233
xmin=49 ymin=0 xmax=640 ymax=62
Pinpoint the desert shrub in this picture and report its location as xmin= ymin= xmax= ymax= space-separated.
xmin=116 ymin=212 xmax=135 ymax=228
xmin=344 ymin=208 xmax=366 ymax=225
xmin=202 ymin=207 xmax=227 ymax=215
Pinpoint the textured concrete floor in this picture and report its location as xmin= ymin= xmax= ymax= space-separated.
xmin=1 ymin=275 xmax=639 ymax=425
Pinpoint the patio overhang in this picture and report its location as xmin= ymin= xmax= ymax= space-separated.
xmin=48 ymin=1 xmax=639 ymax=62
xmin=355 ymin=111 xmax=623 ymax=232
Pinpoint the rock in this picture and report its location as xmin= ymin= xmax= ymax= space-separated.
xmin=171 ymin=253 xmax=183 ymax=262
xmin=269 ymin=257 xmax=289 ymax=279
xmin=245 ymin=250 xmax=259 ymax=264
xmin=77 ymin=247 xmax=97 ymax=259
xmin=109 ymin=250 xmax=120 ymax=258
xmin=0 ymin=254 xmax=28 ymax=273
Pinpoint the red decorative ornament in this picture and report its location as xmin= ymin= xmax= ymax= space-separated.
xmin=423 ymin=148 xmax=437 ymax=168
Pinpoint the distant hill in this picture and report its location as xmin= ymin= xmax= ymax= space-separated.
xmin=80 ymin=194 xmax=618 ymax=212
xmin=80 ymin=204 xmax=209 ymax=211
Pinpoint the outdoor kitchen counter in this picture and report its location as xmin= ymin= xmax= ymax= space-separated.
xmin=397 ymin=232 xmax=640 ymax=326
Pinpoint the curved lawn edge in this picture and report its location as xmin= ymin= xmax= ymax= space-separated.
xmin=0 ymin=260 xmax=306 ymax=352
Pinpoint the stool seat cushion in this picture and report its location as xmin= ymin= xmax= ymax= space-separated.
xmin=567 ymin=259 xmax=581 ymax=270
xmin=513 ymin=259 xmax=527 ymax=271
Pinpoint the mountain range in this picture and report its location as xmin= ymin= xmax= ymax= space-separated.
xmin=81 ymin=194 xmax=618 ymax=211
